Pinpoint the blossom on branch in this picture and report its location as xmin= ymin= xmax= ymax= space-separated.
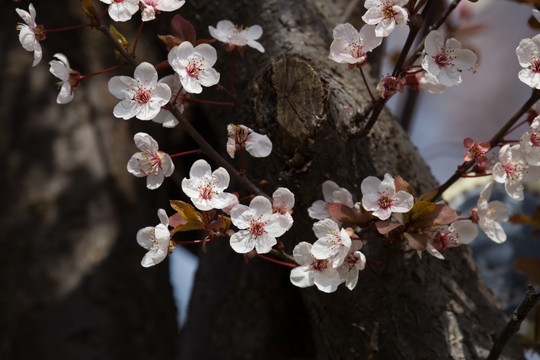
xmin=168 ymin=42 xmax=220 ymax=94
xmin=421 ymin=30 xmax=477 ymax=87
xmin=424 ymin=221 xmax=478 ymax=260
xmin=375 ymin=76 xmax=404 ymax=99
xmin=137 ymin=208 xmax=171 ymax=267
xmin=181 ymin=159 xmax=235 ymax=211
xmin=108 ymin=62 xmax=171 ymax=121
xmin=272 ymin=187 xmax=295 ymax=231
xmin=209 ymin=20 xmax=265 ymax=53
xmin=311 ymin=219 xmax=352 ymax=268
xmin=520 ymin=116 xmax=540 ymax=166
xmin=289 ymin=242 xmax=341 ymax=293
xmin=362 ymin=0 xmax=409 ymax=38
xmin=226 ymin=124 xmax=272 ymax=159
xmin=361 ymin=173 xmax=414 ymax=220
xmin=329 ymin=23 xmax=382 ymax=67
xmin=472 ymin=182 xmax=508 ymax=243
xmin=337 ymin=241 xmax=366 ymax=290
xmin=229 ymin=196 xmax=292 ymax=254
xmin=516 ymin=34 xmax=540 ymax=89
xmin=152 ymin=74 xmax=188 ymax=128
xmin=16 ymin=3 xmax=44 ymax=67
xmin=492 ymin=144 xmax=540 ymax=201
xmin=127 ymin=132 xmax=174 ymax=190
xmin=140 ymin=0 xmax=185 ymax=22
xmin=100 ymin=0 xmax=140 ymax=22
xmin=463 ymin=137 xmax=490 ymax=168
xmin=308 ymin=180 xmax=354 ymax=221
xmin=49 ymin=53 xmax=80 ymax=104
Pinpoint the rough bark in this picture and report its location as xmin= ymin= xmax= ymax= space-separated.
xmin=1 ymin=2 xmax=177 ymax=359
xmin=179 ymin=1 xmax=523 ymax=359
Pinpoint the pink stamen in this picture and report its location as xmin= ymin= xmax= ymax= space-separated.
xmin=186 ymin=63 xmax=201 ymax=78
xmin=199 ymin=186 xmax=214 ymax=200
xmin=312 ymin=259 xmax=329 ymax=271
xmin=435 ymin=53 xmax=449 ymax=68
xmin=249 ymin=221 xmax=265 ymax=236
xmin=377 ymin=195 xmax=393 ymax=210
xmin=135 ymin=88 xmax=151 ymax=104
xmin=137 ymin=150 xmax=162 ymax=175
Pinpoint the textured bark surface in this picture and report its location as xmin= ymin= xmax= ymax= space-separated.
xmin=179 ymin=1 xmax=524 ymax=359
xmin=1 ymin=2 xmax=177 ymax=359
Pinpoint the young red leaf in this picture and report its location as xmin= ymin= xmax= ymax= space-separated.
xmin=171 ymin=14 xmax=196 ymax=45
xmin=326 ymin=202 xmax=371 ymax=226
xmin=375 ymin=220 xmax=402 ymax=234
xmin=514 ymin=256 xmax=540 ymax=284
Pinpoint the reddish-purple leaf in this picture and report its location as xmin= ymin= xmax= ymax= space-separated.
xmin=375 ymin=220 xmax=402 ymax=234
xmin=514 ymin=256 xmax=540 ymax=284
xmin=171 ymin=14 xmax=196 ymax=45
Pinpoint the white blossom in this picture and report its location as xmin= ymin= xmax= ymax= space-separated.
xmin=421 ymin=30 xmax=477 ymax=87
xmin=289 ymin=242 xmax=341 ymax=293
xmin=337 ymin=240 xmax=366 ymax=290
xmin=140 ymin=0 xmax=185 ymax=22
xmin=422 ymin=221 xmax=478 ymax=260
xmin=209 ymin=20 xmax=265 ymax=53
xmin=329 ymin=23 xmax=382 ymax=66
xmin=308 ymin=180 xmax=354 ymax=220
xmin=127 ymin=132 xmax=174 ymax=190
xmin=168 ymin=42 xmax=220 ymax=94
xmin=362 ymin=0 xmax=409 ymax=38
xmin=152 ymin=74 xmax=188 ymax=128
xmin=229 ymin=196 xmax=292 ymax=254
xmin=16 ymin=3 xmax=43 ymax=67
xmin=137 ymin=209 xmax=171 ymax=267
xmin=272 ymin=187 xmax=295 ymax=231
xmin=516 ymin=34 xmax=540 ymax=89
xmin=181 ymin=159 xmax=235 ymax=211
xmin=520 ymin=116 xmax=540 ymax=166
xmin=49 ymin=53 xmax=79 ymax=104
xmin=311 ymin=219 xmax=352 ymax=268
xmin=492 ymin=144 xmax=540 ymax=201
xmin=100 ymin=0 xmax=140 ymax=22
xmin=417 ymin=71 xmax=447 ymax=94
xmin=226 ymin=124 xmax=272 ymax=159
xmin=474 ymin=182 xmax=508 ymax=243
xmin=361 ymin=173 xmax=414 ymax=220
xmin=108 ymin=62 xmax=171 ymax=121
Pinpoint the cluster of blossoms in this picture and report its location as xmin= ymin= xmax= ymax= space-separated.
xmin=100 ymin=0 xmax=185 ymax=22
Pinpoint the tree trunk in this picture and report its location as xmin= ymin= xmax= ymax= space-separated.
xmin=179 ymin=1 xmax=523 ymax=359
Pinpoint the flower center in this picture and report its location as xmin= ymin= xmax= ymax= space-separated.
xmin=377 ymin=194 xmax=393 ymax=210
xmin=348 ymin=42 xmax=365 ymax=59
xmin=249 ymin=221 xmax=265 ymax=237
xmin=504 ymin=160 xmax=526 ymax=181
xmin=186 ymin=62 xmax=201 ymax=78
xmin=532 ymin=58 xmax=540 ymax=73
xmin=435 ymin=52 xmax=449 ymax=68
xmin=34 ymin=25 xmax=47 ymax=41
xmin=135 ymin=87 xmax=151 ymax=104
xmin=530 ymin=131 xmax=540 ymax=146
xmin=198 ymin=180 xmax=216 ymax=200
xmin=345 ymin=252 xmax=360 ymax=269
xmin=113 ymin=0 xmax=124 ymax=3
xmin=137 ymin=150 xmax=163 ymax=175
xmin=383 ymin=4 xmax=396 ymax=19
xmin=312 ymin=259 xmax=329 ymax=271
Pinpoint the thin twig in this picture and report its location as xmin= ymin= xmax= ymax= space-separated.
xmin=487 ymin=285 xmax=540 ymax=360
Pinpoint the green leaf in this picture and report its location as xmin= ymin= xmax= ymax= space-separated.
xmin=109 ymin=25 xmax=130 ymax=56
xmin=169 ymin=200 xmax=204 ymax=234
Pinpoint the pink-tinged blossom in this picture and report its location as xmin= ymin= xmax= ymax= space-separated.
xmin=516 ymin=34 xmax=540 ymax=89
xmin=229 ymin=196 xmax=292 ymax=254
xmin=209 ymin=20 xmax=265 ymax=53
xmin=337 ymin=240 xmax=366 ymax=290
xmin=181 ymin=159 xmax=235 ymax=211
xmin=492 ymin=144 xmax=540 ymax=201
xmin=329 ymin=23 xmax=382 ymax=67
xmin=520 ymin=116 xmax=540 ymax=166
xmin=100 ymin=0 xmax=140 ymax=22
xmin=375 ymin=76 xmax=404 ymax=99
xmin=463 ymin=137 xmax=490 ymax=168
xmin=308 ymin=180 xmax=354 ymax=220
xmin=152 ymin=74 xmax=188 ymax=128
xmin=137 ymin=209 xmax=171 ymax=267
xmin=362 ymin=0 xmax=409 ymax=38
xmin=471 ymin=182 xmax=508 ymax=243
xmin=419 ymin=221 xmax=478 ymax=260
xmin=272 ymin=187 xmax=295 ymax=231
xmin=168 ymin=42 xmax=220 ymax=94
xmin=421 ymin=30 xmax=477 ymax=87
xmin=311 ymin=219 xmax=352 ymax=268
xmin=108 ymin=62 xmax=171 ymax=121
xmin=226 ymin=124 xmax=272 ymax=159
xmin=140 ymin=0 xmax=185 ymax=22
xmin=127 ymin=132 xmax=174 ymax=190
xmin=289 ymin=242 xmax=341 ymax=293
xmin=49 ymin=53 xmax=80 ymax=105
xmin=361 ymin=173 xmax=414 ymax=221
xmin=16 ymin=3 xmax=44 ymax=67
